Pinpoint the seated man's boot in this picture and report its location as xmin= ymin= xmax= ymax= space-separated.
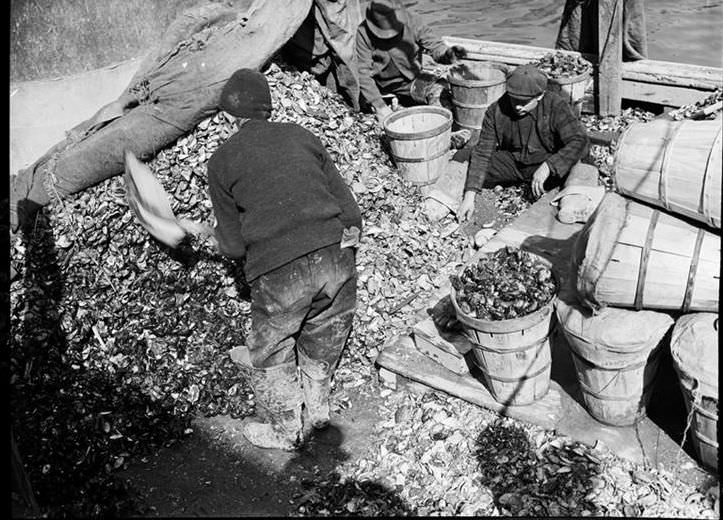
xmin=242 ymin=361 xmax=303 ymax=451
xmin=298 ymin=352 xmax=335 ymax=430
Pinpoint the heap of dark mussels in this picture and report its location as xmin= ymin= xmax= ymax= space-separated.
xmin=451 ymin=247 xmax=557 ymax=321
xmin=533 ymin=51 xmax=592 ymax=79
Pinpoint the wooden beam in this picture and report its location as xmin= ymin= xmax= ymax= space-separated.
xmin=376 ymin=335 xmax=562 ymax=431
xmin=622 ymin=80 xmax=718 ymax=108
xmin=598 ymin=0 xmax=623 ymax=115
xmin=624 ymin=59 xmax=723 ymax=90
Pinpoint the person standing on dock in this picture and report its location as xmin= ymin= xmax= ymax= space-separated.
xmin=354 ymin=0 xmax=467 ymax=124
xmin=458 ymin=64 xmax=590 ymax=220
xmin=282 ymin=0 xmax=363 ymax=110
xmin=207 ymin=69 xmax=362 ymax=451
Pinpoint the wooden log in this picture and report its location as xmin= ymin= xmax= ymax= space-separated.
xmin=376 ymin=335 xmax=562 ymax=431
xmin=598 ymin=0 xmax=623 ymax=115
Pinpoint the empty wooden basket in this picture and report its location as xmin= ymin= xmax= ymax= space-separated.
xmin=383 ymin=106 xmax=452 ymax=186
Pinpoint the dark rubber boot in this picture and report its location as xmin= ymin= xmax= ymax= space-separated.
xmin=242 ymin=361 xmax=303 ymax=451
xmin=298 ymin=352 xmax=336 ymax=430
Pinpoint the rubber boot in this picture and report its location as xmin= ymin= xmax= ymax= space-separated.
xmin=242 ymin=361 xmax=303 ymax=451
xmin=298 ymin=352 xmax=335 ymax=430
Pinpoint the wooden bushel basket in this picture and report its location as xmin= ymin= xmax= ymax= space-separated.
xmin=569 ymin=345 xmax=663 ymax=427
xmin=614 ymin=119 xmax=722 ymax=229
xmin=556 ymin=300 xmax=672 ymax=426
xmin=450 ymin=254 xmax=556 ymax=406
xmin=545 ymin=68 xmax=592 ymax=117
xmin=670 ymin=313 xmax=719 ymax=472
xmin=447 ymin=61 xmax=506 ymax=131
xmin=383 ymin=106 xmax=452 ymax=186
xmin=573 ymin=192 xmax=720 ymax=313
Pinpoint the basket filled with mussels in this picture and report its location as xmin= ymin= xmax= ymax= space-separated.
xmin=450 ymin=247 xmax=558 ymax=328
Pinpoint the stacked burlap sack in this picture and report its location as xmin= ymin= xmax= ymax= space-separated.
xmin=554 ymin=116 xmax=720 ymax=469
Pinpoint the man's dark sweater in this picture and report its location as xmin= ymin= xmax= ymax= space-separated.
xmin=208 ymin=119 xmax=362 ymax=282
xmin=465 ymin=91 xmax=589 ymax=192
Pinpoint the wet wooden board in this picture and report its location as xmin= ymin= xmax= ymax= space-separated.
xmin=376 ymin=335 xmax=562 ymax=431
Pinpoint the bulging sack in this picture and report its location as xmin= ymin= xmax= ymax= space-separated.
xmin=555 ymin=298 xmax=673 ymax=425
xmin=669 ymin=312 xmax=718 ymax=471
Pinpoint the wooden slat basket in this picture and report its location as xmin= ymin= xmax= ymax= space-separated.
xmin=450 ymin=253 xmax=557 ymax=406
xmin=670 ymin=313 xmax=718 ymax=472
xmin=573 ymin=192 xmax=720 ymax=313
xmin=383 ymin=106 xmax=452 ymax=186
xmin=614 ymin=119 xmax=722 ymax=229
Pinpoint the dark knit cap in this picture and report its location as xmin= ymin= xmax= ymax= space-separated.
xmin=219 ymin=69 xmax=272 ymax=119
xmin=506 ymin=64 xmax=548 ymax=98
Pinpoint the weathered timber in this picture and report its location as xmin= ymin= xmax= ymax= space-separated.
xmin=376 ymin=335 xmax=562 ymax=431
xmin=624 ymin=59 xmax=723 ymax=90
xmin=412 ymin=318 xmax=470 ymax=375
xmin=622 ymin=80 xmax=718 ymax=108
xmin=597 ymin=0 xmax=623 ymax=114
xmin=443 ymin=36 xmax=723 ymax=109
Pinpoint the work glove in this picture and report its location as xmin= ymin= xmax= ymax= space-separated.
xmin=440 ymin=45 xmax=468 ymax=65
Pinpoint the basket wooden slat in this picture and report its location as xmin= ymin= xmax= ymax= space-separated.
xmin=574 ymin=192 xmax=720 ymax=313
xmin=615 ymin=119 xmax=722 ymax=229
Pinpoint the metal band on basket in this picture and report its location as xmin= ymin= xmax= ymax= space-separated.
xmin=392 ymin=146 xmax=450 ymax=163
xmin=576 ymin=373 xmax=657 ymax=402
xmin=475 ymin=359 xmax=551 ymax=382
xmin=700 ymin=126 xmax=722 ymax=226
xmin=682 ymin=228 xmax=705 ymax=312
xmin=658 ymin=123 xmax=684 ymax=212
xmin=467 ymin=334 xmax=550 ymax=354
xmin=634 ymin=209 xmax=659 ymax=310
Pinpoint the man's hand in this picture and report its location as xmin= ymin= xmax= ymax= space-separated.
xmin=451 ymin=45 xmax=467 ymax=60
xmin=457 ymin=190 xmax=476 ymax=222
xmin=531 ymin=162 xmax=551 ymax=199
xmin=178 ymin=218 xmax=219 ymax=251
xmin=375 ymin=105 xmax=393 ymax=126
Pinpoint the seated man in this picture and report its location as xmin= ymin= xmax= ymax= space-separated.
xmin=458 ymin=64 xmax=590 ymax=221
xmin=355 ymin=0 xmax=467 ymax=124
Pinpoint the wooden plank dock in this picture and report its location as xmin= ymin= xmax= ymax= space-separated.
xmin=375 ymin=191 xmax=706 ymax=475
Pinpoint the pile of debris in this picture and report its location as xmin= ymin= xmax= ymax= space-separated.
xmin=296 ymin=389 xmax=719 ymax=517
xmin=580 ymin=108 xmax=656 ymax=187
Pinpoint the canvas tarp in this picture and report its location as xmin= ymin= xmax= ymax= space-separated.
xmin=10 ymin=0 xmax=313 ymax=231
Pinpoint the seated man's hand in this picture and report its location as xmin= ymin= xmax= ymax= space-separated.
xmin=457 ymin=190 xmax=476 ymax=222
xmin=375 ymin=105 xmax=393 ymax=125
xmin=451 ymin=45 xmax=467 ymax=60
xmin=440 ymin=45 xmax=468 ymax=65
xmin=531 ymin=162 xmax=551 ymax=199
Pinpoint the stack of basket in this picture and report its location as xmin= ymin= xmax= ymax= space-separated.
xmin=558 ymin=116 xmax=720 ymax=470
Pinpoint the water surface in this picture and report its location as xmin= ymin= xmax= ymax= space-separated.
xmin=404 ymin=0 xmax=723 ymax=68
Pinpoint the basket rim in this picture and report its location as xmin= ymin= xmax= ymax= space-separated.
xmin=544 ymin=68 xmax=592 ymax=85
xmin=447 ymin=62 xmax=507 ymax=87
xmin=449 ymin=250 xmax=558 ymax=333
xmin=383 ymin=105 xmax=453 ymax=140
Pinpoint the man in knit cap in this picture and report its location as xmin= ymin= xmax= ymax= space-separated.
xmin=207 ymin=68 xmax=362 ymax=450
xmin=458 ymin=63 xmax=589 ymax=221
xmin=355 ymin=0 xmax=467 ymax=124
